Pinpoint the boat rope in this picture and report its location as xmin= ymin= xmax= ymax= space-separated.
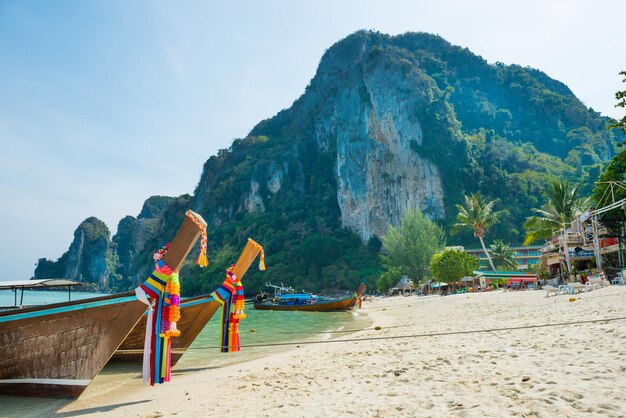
xmin=186 ymin=315 xmax=626 ymax=350
xmin=268 ymin=323 xmax=413 ymax=334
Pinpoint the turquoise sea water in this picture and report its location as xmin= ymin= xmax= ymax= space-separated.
xmin=0 ymin=289 xmax=108 ymax=308
xmin=0 ymin=291 xmax=367 ymax=416
xmin=178 ymin=301 xmax=366 ymax=369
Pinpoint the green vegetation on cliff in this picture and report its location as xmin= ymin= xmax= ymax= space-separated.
xmin=36 ymin=31 xmax=624 ymax=294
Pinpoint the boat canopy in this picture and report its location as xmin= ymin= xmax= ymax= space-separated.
xmin=0 ymin=279 xmax=82 ymax=290
xmin=0 ymin=279 xmax=83 ymax=308
xmin=430 ymin=282 xmax=449 ymax=288
xmin=279 ymin=293 xmax=318 ymax=300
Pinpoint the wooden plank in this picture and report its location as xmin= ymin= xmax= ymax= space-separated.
xmin=231 ymin=238 xmax=264 ymax=279
xmin=163 ymin=210 xmax=207 ymax=271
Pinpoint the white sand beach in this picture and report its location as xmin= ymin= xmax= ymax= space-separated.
xmin=57 ymin=286 xmax=626 ymax=417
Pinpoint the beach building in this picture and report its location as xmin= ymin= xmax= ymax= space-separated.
xmin=474 ymin=270 xmax=540 ymax=289
xmin=463 ymin=245 xmax=542 ymax=270
xmin=539 ymin=209 xmax=622 ymax=275
xmin=388 ymin=275 xmax=415 ymax=295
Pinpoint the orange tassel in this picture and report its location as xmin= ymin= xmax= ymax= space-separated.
xmin=259 ymin=250 xmax=266 ymax=270
xmin=196 ymin=252 xmax=208 ymax=267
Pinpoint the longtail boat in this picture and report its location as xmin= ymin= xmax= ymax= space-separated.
xmin=253 ymin=283 xmax=366 ymax=312
xmin=0 ymin=210 xmax=206 ymax=398
xmin=111 ymin=238 xmax=265 ymax=365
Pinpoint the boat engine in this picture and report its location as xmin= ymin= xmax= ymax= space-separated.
xmin=255 ymin=292 xmax=269 ymax=303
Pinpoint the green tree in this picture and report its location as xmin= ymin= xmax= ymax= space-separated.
xmin=376 ymin=267 xmax=401 ymax=293
xmin=523 ymin=180 xmax=584 ymax=272
xmin=452 ymin=192 xmax=506 ymax=271
xmin=489 ymin=240 xmax=518 ymax=270
xmin=380 ymin=208 xmax=446 ymax=283
xmin=523 ymin=180 xmax=582 ymax=243
xmin=429 ymin=250 xmax=480 ymax=288
xmin=607 ymin=70 xmax=626 ymax=135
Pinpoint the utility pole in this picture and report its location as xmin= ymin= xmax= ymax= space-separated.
xmin=592 ymin=215 xmax=603 ymax=269
xmin=561 ymin=226 xmax=572 ymax=278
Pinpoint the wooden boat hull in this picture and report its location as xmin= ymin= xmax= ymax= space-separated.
xmin=0 ymin=210 xmax=208 ymax=398
xmin=0 ymin=292 xmax=146 ymax=398
xmin=111 ymin=295 xmax=221 ymax=365
xmin=253 ymin=295 xmax=357 ymax=312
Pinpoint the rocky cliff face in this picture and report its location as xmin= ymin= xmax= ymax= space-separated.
xmin=300 ymin=39 xmax=450 ymax=239
xmin=35 ymin=217 xmax=113 ymax=288
xmin=235 ymin=32 xmax=469 ymax=241
xmin=36 ymin=30 xmax=622 ymax=293
xmin=112 ymin=195 xmax=176 ymax=283
xmin=35 ymin=195 xmax=187 ymax=290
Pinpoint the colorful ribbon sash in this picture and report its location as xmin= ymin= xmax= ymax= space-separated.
xmin=211 ymin=267 xmax=246 ymax=352
xmin=136 ymin=261 xmax=180 ymax=385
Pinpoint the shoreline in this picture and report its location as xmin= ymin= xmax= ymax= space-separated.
xmin=1 ymin=306 xmax=371 ymax=417
xmin=5 ymin=287 xmax=626 ymax=417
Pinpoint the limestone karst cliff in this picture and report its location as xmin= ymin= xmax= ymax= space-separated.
xmin=34 ymin=217 xmax=114 ymax=289
xmin=35 ymin=30 xmax=622 ymax=294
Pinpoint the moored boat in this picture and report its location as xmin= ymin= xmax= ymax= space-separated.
xmin=253 ymin=283 xmax=365 ymax=312
xmin=111 ymin=238 xmax=265 ymax=365
xmin=0 ymin=292 xmax=146 ymax=397
xmin=0 ymin=210 xmax=207 ymax=398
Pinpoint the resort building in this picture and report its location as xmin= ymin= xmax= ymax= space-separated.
xmin=539 ymin=210 xmax=621 ymax=274
xmin=463 ymin=245 xmax=543 ymax=270
xmin=474 ymin=270 xmax=540 ymax=288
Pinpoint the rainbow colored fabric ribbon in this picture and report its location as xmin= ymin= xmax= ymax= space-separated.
xmin=211 ymin=266 xmax=246 ymax=352
xmin=136 ymin=261 xmax=180 ymax=385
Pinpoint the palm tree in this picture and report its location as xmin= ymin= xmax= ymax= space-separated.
xmin=489 ymin=240 xmax=518 ymax=270
xmin=523 ymin=180 xmax=583 ymax=272
xmin=453 ymin=192 xmax=506 ymax=272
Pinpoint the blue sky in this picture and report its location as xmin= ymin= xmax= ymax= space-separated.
xmin=1 ymin=0 xmax=625 ymax=280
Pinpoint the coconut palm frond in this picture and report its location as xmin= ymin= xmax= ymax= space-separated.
xmin=523 ymin=180 xmax=583 ymax=245
xmin=489 ymin=240 xmax=518 ymax=270
xmin=523 ymin=216 xmax=559 ymax=245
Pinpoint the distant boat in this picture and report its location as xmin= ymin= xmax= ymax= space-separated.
xmin=253 ymin=283 xmax=365 ymax=312
xmin=0 ymin=210 xmax=206 ymax=398
xmin=111 ymin=238 xmax=265 ymax=365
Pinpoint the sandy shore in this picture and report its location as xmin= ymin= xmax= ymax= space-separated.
xmin=54 ymin=285 xmax=626 ymax=417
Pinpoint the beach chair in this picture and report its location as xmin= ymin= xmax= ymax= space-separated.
xmin=566 ymin=282 xmax=585 ymax=294
xmin=558 ymin=284 xmax=570 ymax=294
xmin=585 ymin=277 xmax=602 ymax=291
xmin=588 ymin=274 xmax=609 ymax=289
xmin=544 ymin=285 xmax=559 ymax=297
xmin=611 ymin=271 xmax=626 ymax=285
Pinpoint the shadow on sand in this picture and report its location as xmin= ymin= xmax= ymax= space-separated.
xmin=55 ymin=399 xmax=151 ymax=417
